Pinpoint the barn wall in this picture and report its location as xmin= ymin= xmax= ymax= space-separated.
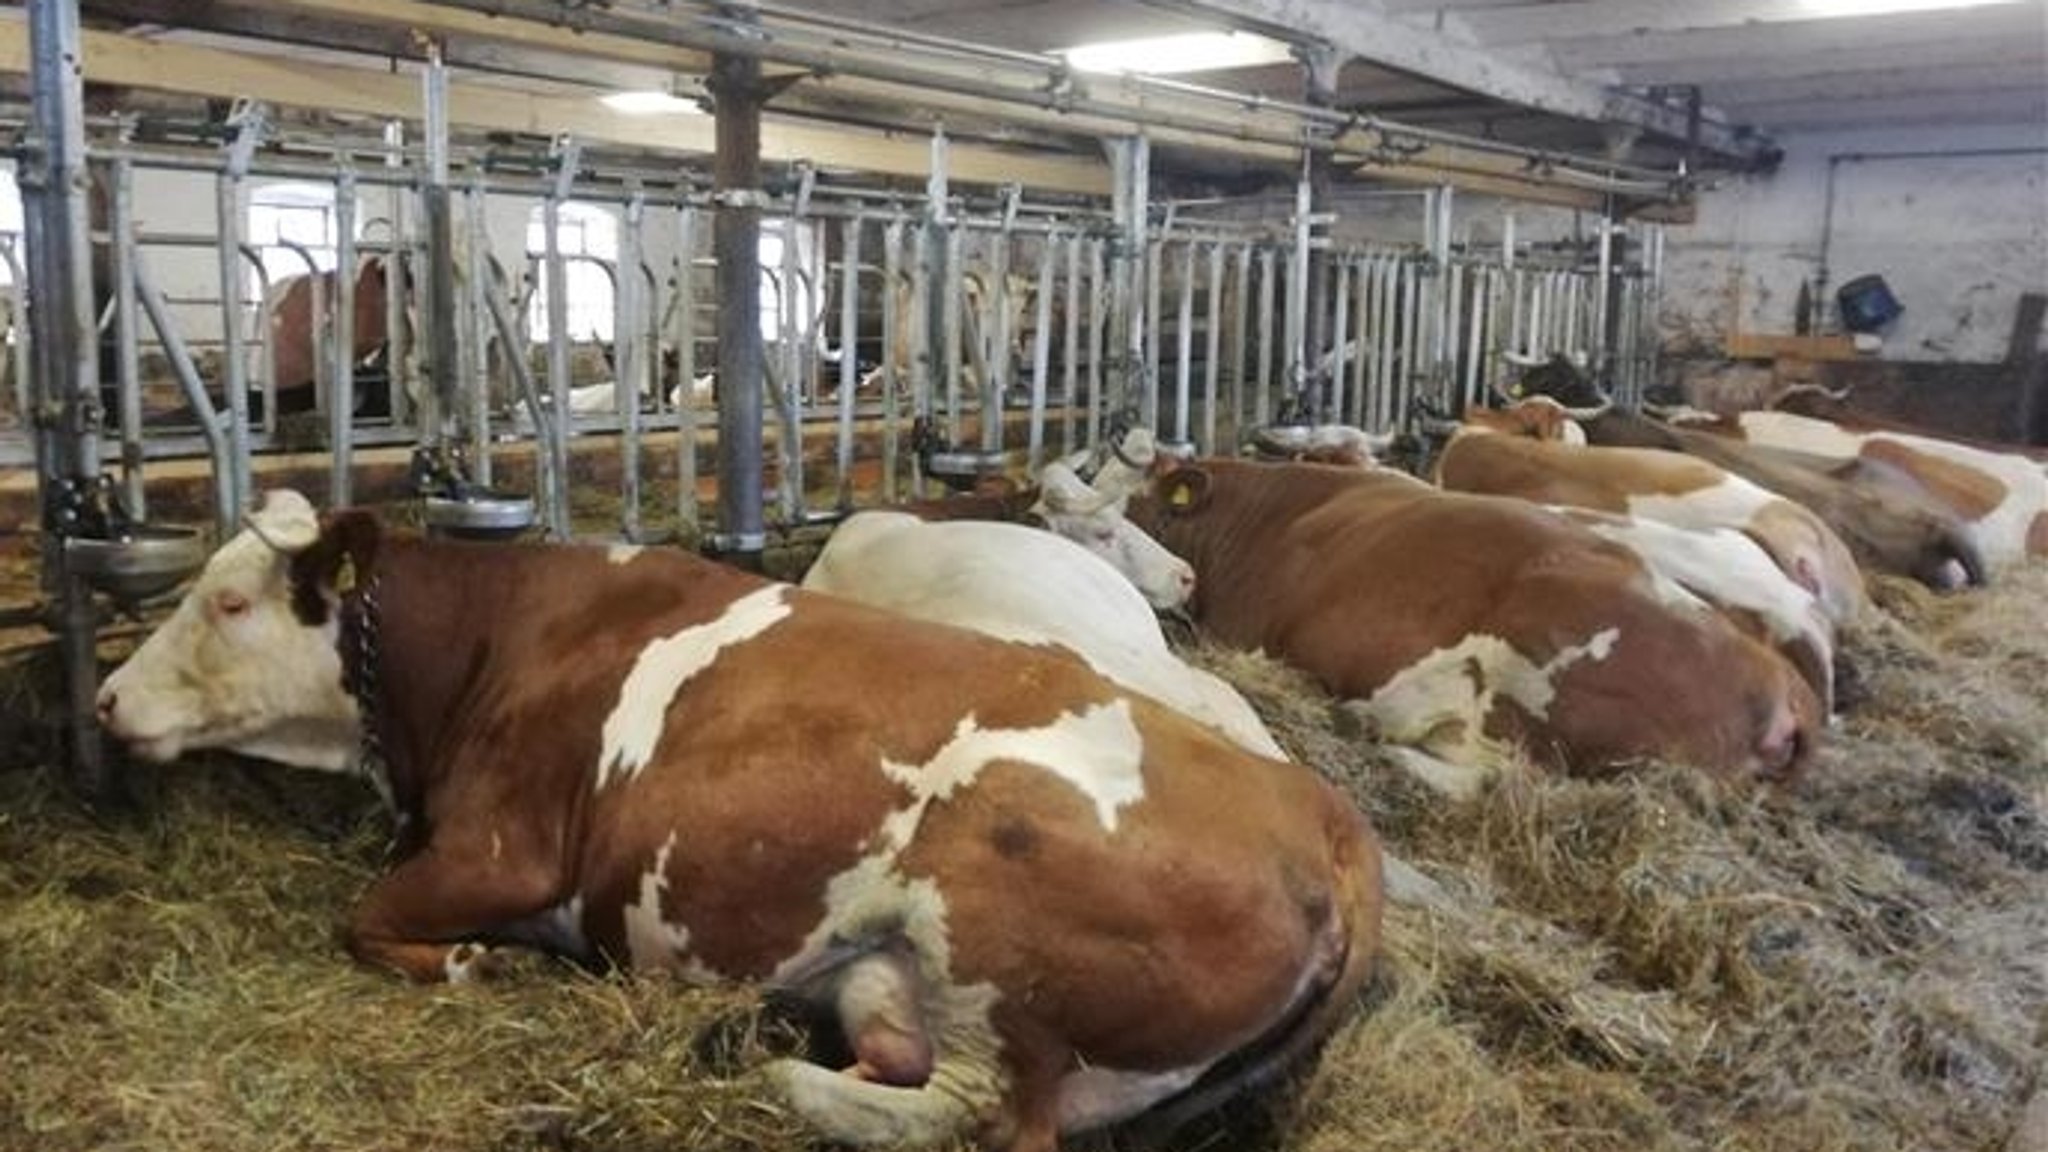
xmin=1658 ymin=123 xmax=2048 ymax=363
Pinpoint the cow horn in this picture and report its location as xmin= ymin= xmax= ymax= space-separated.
xmin=1559 ymin=396 xmax=1613 ymax=421
xmin=1502 ymin=351 xmax=1544 ymax=368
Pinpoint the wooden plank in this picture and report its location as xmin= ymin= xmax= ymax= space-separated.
xmin=1725 ymin=332 xmax=1865 ymax=361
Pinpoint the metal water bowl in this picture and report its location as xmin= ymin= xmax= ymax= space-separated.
xmin=422 ymin=491 xmax=536 ymax=541
xmin=925 ymin=449 xmax=1010 ymax=493
xmin=64 ymin=525 xmax=208 ymax=604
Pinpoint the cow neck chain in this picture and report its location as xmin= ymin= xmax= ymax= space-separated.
xmin=341 ymin=575 xmax=397 ymax=819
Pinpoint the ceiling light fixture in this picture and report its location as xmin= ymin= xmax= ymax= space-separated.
xmin=600 ymin=90 xmax=702 ymax=115
xmin=1059 ymin=31 xmax=1295 ymax=77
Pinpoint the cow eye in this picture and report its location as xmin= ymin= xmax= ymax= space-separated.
xmin=213 ymin=590 xmax=251 ymax=617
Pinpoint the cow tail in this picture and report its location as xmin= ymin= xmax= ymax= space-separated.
xmin=1129 ymin=793 xmax=1384 ymax=1141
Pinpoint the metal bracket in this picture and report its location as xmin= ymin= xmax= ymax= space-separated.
xmin=548 ymin=135 xmax=582 ymax=201
xmin=792 ymin=162 xmax=816 ymax=217
xmin=998 ymin=183 xmax=1022 ymax=233
xmin=221 ymin=99 xmax=269 ymax=178
xmin=713 ymin=188 xmax=772 ymax=210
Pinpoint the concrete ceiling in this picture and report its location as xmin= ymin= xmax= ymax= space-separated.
xmin=831 ymin=0 xmax=2047 ymax=140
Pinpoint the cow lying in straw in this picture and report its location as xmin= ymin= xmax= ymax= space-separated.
xmin=96 ymin=491 xmax=1383 ymax=1152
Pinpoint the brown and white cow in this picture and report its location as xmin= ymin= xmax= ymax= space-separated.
xmin=264 ymin=256 xmax=396 ymax=402
xmin=1504 ymin=369 xmax=1992 ymax=591
xmin=1436 ymin=399 xmax=1869 ymax=629
xmin=96 ymin=491 xmax=1381 ymax=1152
xmin=1125 ymin=460 xmax=1823 ymax=784
xmin=1704 ymin=409 xmax=2048 ymax=577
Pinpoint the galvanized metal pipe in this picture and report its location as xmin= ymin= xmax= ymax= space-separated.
xmin=1086 ymin=236 xmax=1106 ymax=448
xmin=1202 ymin=242 xmax=1223 ymax=453
xmin=462 ymin=175 xmax=491 ymax=486
xmin=880 ymin=218 xmax=903 ymax=502
xmin=1328 ymin=259 xmax=1351 ymax=423
xmin=1144 ymin=235 xmax=1163 ymax=431
xmin=1026 ymin=231 xmax=1055 ymax=472
xmin=422 ymin=43 xmax=458 ymax=442
xmin=1060 ymin=232 xmax=1081 ymax=457
xmin=1228 ymin=243 xmax=1250 ymax=443
xmin=1254 ymin=246 xmax=1275 ymax=430
xmin=540 ymin=147 xmax=575 ymax=539
xmin=134 ymin=259 xmax=234 ymax=534
xmin=1172 ymin=241 xmax=1194 ymax=444
xmin=383 ymin=121 xmax=413 ymax=430
xmin=674 ymin=207 xmax=702 ymax=532
xmin=941 ymin=224 xmax=965 ymax=448
xmin=109 ymin=156 xmax=144 ymax=518
xmin=1348 ymin=256 xmax=1369 ymax=427
xmin=332 ymin=171 xmax=358 ymax=505
xmin=835 ymin=215 xmax=861 ymax=510
xmin=215 ymin=137 xmax=254 ymax=516
xmin=618 ymin=188 xmax=646 ymax=541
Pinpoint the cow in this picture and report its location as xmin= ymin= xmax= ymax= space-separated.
xmin=95 ymin=490 xmax=1382 ymax=1152
xmin=1771 ymin=384 xmax=2048 ymax=464
xmin=1123 ymin=459 xmax=1823 ymax=786
xmin=1545 ymin=505 xmax=1839 ymax=715
xmin=801 ymin=509 xmax=1281 ymax=759
xmin=1248 ymin=424 xmax=1392 ymax=469
xmin=1700 ymin=409 xmax=2048 ymax=577
xmin=263 ymin=256 xmax=397 ymax=411
xmin=1500 ymin=371 xmax=1990 ymax=592
xmin=1435 ymin=399 xmax=1869 ymax=630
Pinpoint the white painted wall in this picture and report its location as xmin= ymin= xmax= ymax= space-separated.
xmin=1658 ymin=124 xmax=2048 ymax=363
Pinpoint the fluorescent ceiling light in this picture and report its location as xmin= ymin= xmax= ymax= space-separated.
xmin=600 ymin=90 xmax=701 ymax=115
xmin=1060 ymin=31 xmax=1295 ymax=76
xmin=1801 ymin=0 xmax=2010 ymax=13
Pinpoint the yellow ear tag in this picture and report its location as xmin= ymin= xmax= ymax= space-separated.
xmin=334 ymin=555 xmax=357 ymax=595
xmin=1170 ymin=482 xmax=1194 ymax=507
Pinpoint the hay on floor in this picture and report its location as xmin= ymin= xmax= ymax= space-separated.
xmin=1 ymin=555 xmax=2043 ymax=1152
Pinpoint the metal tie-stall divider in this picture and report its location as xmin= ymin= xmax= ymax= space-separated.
xmin=20 ymin=130 xmax=1672 ymax=578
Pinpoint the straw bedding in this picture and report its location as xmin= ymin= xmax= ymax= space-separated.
xmin=1 ymin=545 xmax=2042 ymax=1152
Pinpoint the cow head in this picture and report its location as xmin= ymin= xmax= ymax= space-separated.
xmin=1031 ymin=462 xmax=1196 ymax=610
xmin=97 ymin=490 xmax=369 ymax=772
xmin=1501 ymin=352 xmax=1612 ymax=421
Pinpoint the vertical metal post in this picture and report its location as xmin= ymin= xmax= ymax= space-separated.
xmin=1349 ymin=255 xmax=1369 ymax=426
xmin=25 ymin=0 xmax=109 ymax=795
xmin=1105 ymin=134 xmax=1148 ymax=428
xmin=985 ymin=187 xmax=1018 ymax=455
xmin=1229 ymin=243 xmax=1250 ymax=443
xmin=541 ymin=137 xmax=579 ymax=539
xmin=710 ymin=21 xmax=766 ymax=560
xmin=1375 ymin=257 xmax=1397 ymax=431
xmin=1172 ymin=241 xmax=1193 ymax=443
xmin=776 ymin=202 xmax=804 ymax=523
xmin=941 ymin=224 xmax=965 ymax=447
xmin=674 ymin=206 xmax=701 ymax=532
xmin=880 ymin=217 xmax=903 ymax=503
xmin=216 ymin=109 xmax=260 ymax=516
xmin=421 ymin=42 xmax=458 ymax=443
xmin=1255 ymin=246 xmax=1276 ymax=429
xmin=919 ymin=127 xmax=948 ymax=476
xmin=1328 ymin=259 xmax=1351 ymax=422
xmin=109 ymin=155 xmax=144 ymax=518
xmin=382 ymin=120 xmax=413 ymax=429
xmin=618 ymin=187 xmax=645 ymax=541
xmin=1060 ymin=232 xmax=1081 ymax=457
xmin=1284 ymin=172 xmax=1312 ymax=416
xmin=1085 ymin=236 xmax=1106 ymax=447
xmin=1144 ymin=232 xmax=1163 ymax=430
xmin=331 ymin=169 xmax=358 ymax=505
xmin=1026 ymin=233 xmax=1055 ymax=472
xmin=462 ymin=175 xmax=490 ymax=486
xmin=835 ymin=215 xmax=860 ymax=510
xmin=1202 ymin=242 xmax=1223 ymax=453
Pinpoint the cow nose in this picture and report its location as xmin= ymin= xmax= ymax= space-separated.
xmin=95 ymin=688 xmax=117 ymax=726
xmin=1176 ymin=567 xmax=1196 ymax=595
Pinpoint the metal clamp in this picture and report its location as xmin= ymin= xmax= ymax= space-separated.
xmin=712 ymin=188 xmax=773 ymax=210
xmin=221 ymin=99 xmax=269 ymax=178
xmin=792 ymin=162 xmax=816 ymax=217
xmin=548 ymin=135 xmax=582 ymax=201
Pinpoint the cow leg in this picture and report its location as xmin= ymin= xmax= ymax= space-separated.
xmin=345 ymin=831 xmax=560 ymax=983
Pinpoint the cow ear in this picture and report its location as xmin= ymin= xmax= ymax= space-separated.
xmin=1155 ymin=467 xmax=1212 ymax=516
xmin=287 ymin=510 xmax=383 ymax=625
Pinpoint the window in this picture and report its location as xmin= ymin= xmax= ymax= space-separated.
xmin=759 ymin=218 xmax=819 ymax=343
xmin=246 ymin=182 xmax=340 ymax=302
xmin=0 ymin=167 xmax=23 ymax=287
xmin=526 ymin=202 xmax=618 ymax=343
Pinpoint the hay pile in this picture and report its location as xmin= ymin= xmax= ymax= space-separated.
xmin=2 ymin=560 xmax=2044 ymax=1152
